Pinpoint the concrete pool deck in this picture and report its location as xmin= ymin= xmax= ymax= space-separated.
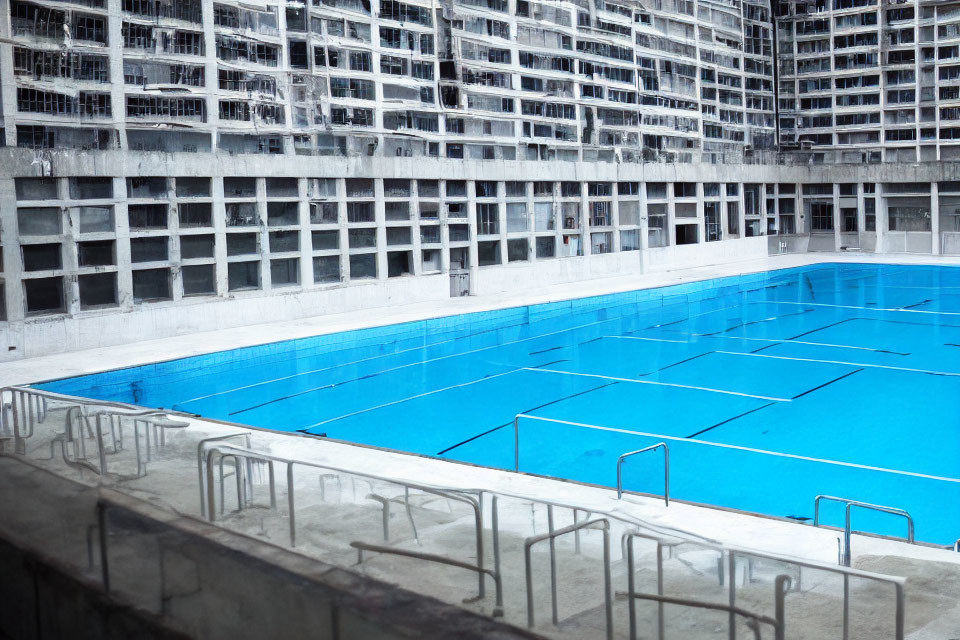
xmin=5 ymin=251 xmax=960 ymax=638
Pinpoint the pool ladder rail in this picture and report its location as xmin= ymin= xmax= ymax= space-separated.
xmin=813 ymin=495 xmax=915 ymax=567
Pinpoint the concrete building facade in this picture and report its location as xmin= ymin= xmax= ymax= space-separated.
xmin=0 ymin=0 xmax=959 ymax=360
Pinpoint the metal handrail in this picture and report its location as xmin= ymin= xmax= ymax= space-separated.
xmin=814 ymin=495 xmax=915 ymax=568
xmin=617 ymin=442 xmax=669 ymax=503
xmin=203 ymin=442 xmax=497 ymax=605
xmin=524 ymin=517 xmax=612 ymax=640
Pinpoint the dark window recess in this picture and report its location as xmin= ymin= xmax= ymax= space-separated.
xmin=69 ymin=177 xmax=113 ymax=200
xmin=349 ymin=253 xmax=377 ymax=278
xmin=180 ymin=235 xmax=215 ymax=259
xmin=269 ymin=231 xmax=300 ymax=252
xmin=507 ymin=238 xmax=528 ymax=261
xmin=386 ymin=251 xmax=411 ymax=277
xmin=179 ymin=202 xmax=212 ymax=227
xmin=127 ymin=177 xmax=166 ymax=198
xmin=228 ymin=261 xmax=260 ymax=291
xmin=226 ymin=202 xmax=259 ymax=226
xmin=267 ymin=201 xmax=300 ymax=226
xmin=224 ymin=177 xmax=256 ymax=197
xmin=313 ymin=255 xmax=340 ymax=283
xmin=130 ymin=237 xmax=169 ymax=262
xmin=536 ymin=236 xmax=555 ymax=258
xmin=227 ymin=233 xmax=259 ymax=256
xmin=78 ymin=240 xmax=115 ymax=266
xmin=271 ymin=258 xmax=299 ymax=286
xmin=132 ymin=268 xmax=171 ymax=301
xmin=24 ymin=277 xmax=65 ymax=314
xmin=78 ymin=272 xmax=117 ymax=308
xmin=312 ymin=230 xmax=339 ymax=250
xmin=128 ymin=204 xmax=168 ymax=229
xmin=266 ymin=177 xmax=299 ymax=197
xmin=17 ymin=207 xmax=62 ymax=235
xmin=182 ymin=264 xmax=216 ymax=296
xmin=675 ymin=224 xmax=699 ymax=245
xmin=22 ymin=243 xmax=62 ymax=271
xmin=477 ymin=240 xmax=500 ymax=266
xmin=15 ymin=178 xmax=58 ymax=201
xmin=348 ymin=228 xmax=377 ymax=248
xmin=176 ymin=177 xmax=210 ymax=197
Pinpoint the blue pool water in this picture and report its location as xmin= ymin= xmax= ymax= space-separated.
xmin=39 ymin=263 xmax=960 ymax=544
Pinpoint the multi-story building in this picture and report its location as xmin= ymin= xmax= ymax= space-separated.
xmin=776 ymin=0 xmax=960 ymax=164
xmin=2 ymin=0 xmax=960 ymax=361
xmin=1 ymin=0 xmax=778 ymax=160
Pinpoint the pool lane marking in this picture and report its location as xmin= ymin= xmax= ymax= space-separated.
xmin=749 ymin=300 xmax=960 ymax=317
xmin=521 ymin=368 xmax=792 ymax=402
xmin=518 ymin=415 xmax=960 ymax=485
xmin=713 ymin=350 xmax=960 ymax=378
xmin=650 ymin=351 xmax=714 ymax=373
xmin=622 ymin=333 xmax=909 ymax=356
xmin=434 ymin=381 xmax=620 ymax=456
xmin=790 ymin=368 xmax=865 ymax=400
xmin=784 ymin=317 xmax=859 ymax=341
xmin=686 ymin=402 xmax=778 ymax=438
xmin=901 ymin=299 xmax=933 ymax=310
xmin=206 ymin=313 xmax=623 ymax=413
xmin=298 ymin=368 xmax=525 ymax=431
xmin=699 ymin=308 xmax=817 ymax=337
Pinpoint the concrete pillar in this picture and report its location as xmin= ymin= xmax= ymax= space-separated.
xmin=581 ymin=181 xmax=591 ymax=256
xmin=932 ymin=181 xmax=940 ymax=255
xmin=212 ymin=176 xmax=229 ymax=296
xmin=832 ymin=182 xmax=842 ymax=252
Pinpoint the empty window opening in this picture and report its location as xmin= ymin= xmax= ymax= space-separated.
xmin=130 ymin=237 xmax=169 ymax=263
xmin=79 ymin=272 xmax=117 ymax=308
xmin=78 ymin=240 xmax=115 ymax=266
xmin=182 ymin=264 xmax=216 ymax=296
xmin=24 ymin=277 xmax=65 ymax=314
xmin=270 ymin=258 xmax=300 ymax=286
xmin=22 ymin=243 xmax=62 ymax=271
xmin=349 ymin=253 xmax=377 ymax=279
xmin=228 ymin=261 xmax=261 ymax=291
xmin=180 ymin=235 xmax=215 ymax=259
xmin=132 ymin=268 xmax=172 ymax=302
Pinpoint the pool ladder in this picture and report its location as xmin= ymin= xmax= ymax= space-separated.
xmin=813 ymin=495 xmax=915 ymax=567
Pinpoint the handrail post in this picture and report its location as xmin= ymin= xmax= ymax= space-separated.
xmin=513 ymin=415 xmax=520 ymax=472
xmin=774 ymin=575 xmax=791 ymax=640
xmin=287 ymin=462 xmax=296 ymax=547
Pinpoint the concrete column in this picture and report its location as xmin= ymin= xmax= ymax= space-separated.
xmin=467 ymin=181 xmax=479 ymax=292
xmin=581 ymin=182 xmax=591 ymax=256
xmin=610 ymin=189 xmax=621 ymax=253
xmin=336 ymin=178 xmax=349 ymax=283
xmin=876 ymin=189 xmax=888 ymax=253
xmin=374 ymin=178 xmax=387 ymax=280
xmin=410 ymin=180 xmax=423 ymax=275
xmin=438 ymin=181 xmax=451 ymax=274
xmin=856 ymin=183 xmax=866 ymax=250
xmin=257 ymin=177 xmax=271 ymax=289
xmin=212 ymin=176 xmax=229 ymax=296
xmin=932 ymin=181 xmax=940 ymax=255
xmin=168 ymin=178 xmax=183 ymax=302
xmin=298 ymin=177 xmax=313 ymax=285
xmin=639 ymin=178 xmax=649 ymax=273
xmin=0 ymin=178 xmax=24 ymax=323
xmin=497 ymin=181 xmax=507 ymax=265
xmin=832 ymin=182 xmax=841 ymax=252
xmin=113 ymin=177 xmax=134 ymax=310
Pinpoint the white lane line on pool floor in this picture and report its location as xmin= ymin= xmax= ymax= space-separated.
xmin=712 ymin=350 xmax=960 ymax=377
xmin=299 ymin=368 xmax=524 ymax=430
xmin=519 ymin=415 xmax=960 ymax=485
xmin=748 ymin=300 xmax=960 ymax=316
xmin=182 ymin=312 xmax=623 ymax=410
xmin=521 ymin=367 xmax=792 ymax=402
xmin=602 ymin=334 xmax=899 ymax=354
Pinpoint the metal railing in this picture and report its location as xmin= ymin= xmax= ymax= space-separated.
xmin=3 ymin=384 xmax=915 ymax=640
xmin=813 ymin=495 xmax=915 ymax=567
xmin=617 ymin=442 xmax=669 ymax=503
xmin=201 ymin=442 xmax=502 ymax=614
xmin=2 ymin=385 xmax=188 ymax=478
xmin=524 ymin=515 xmax=612 ymax=639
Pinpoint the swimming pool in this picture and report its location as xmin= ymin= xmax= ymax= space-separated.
xmin=39 ymin=263 xmax=960 ymax=544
